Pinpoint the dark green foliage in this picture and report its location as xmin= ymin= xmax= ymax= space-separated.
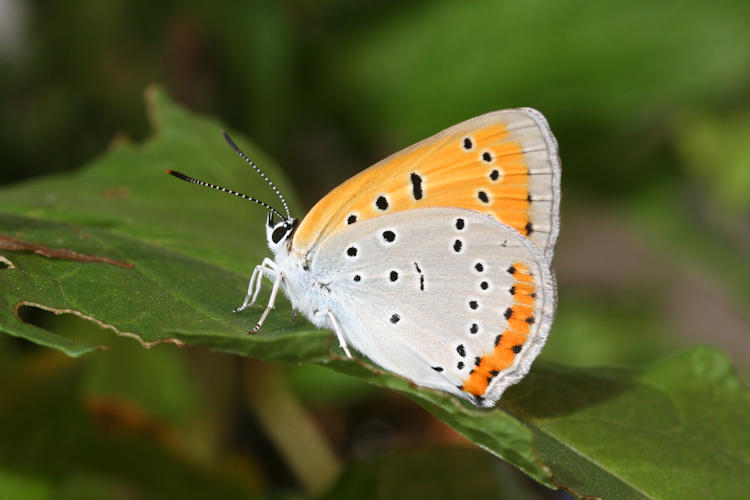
xmin=1 ymin=91 xmax=748 ymax=499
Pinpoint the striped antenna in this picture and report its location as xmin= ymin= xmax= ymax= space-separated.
xmin=166 ymin=170 xmax=285 ymax=220
xmin=221 ymin=131 xmax=291 ymax=219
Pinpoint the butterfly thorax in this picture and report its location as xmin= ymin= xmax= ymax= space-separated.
xmin=270 ymin=240 xmax=334 ymax=330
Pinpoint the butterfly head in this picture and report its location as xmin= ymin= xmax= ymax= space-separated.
xmin=266 ymin=212 xmax=298 ymax=252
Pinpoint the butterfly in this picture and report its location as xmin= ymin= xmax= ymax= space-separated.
xmin=168 ymin=108 xmax=560 ymax=407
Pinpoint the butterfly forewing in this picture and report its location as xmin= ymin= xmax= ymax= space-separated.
xmin=310 ymin=207 xmax=555 ymax=406
xmin=292 ymin=108 xmax=561 ymax=261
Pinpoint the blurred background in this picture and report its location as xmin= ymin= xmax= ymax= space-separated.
xmin=1 ymin=0 xmax=748 ymax=498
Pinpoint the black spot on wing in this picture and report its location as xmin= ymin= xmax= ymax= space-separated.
xmin=376 ymin=195 xmax=389 ymax=211
xmin=410 ymin=172 xmax=423 ymax=200
xmin=414 ymin=262 xmax=425 ymax=291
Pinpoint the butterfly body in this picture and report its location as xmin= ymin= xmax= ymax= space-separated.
xmin=266 ymin=232 xmax=337 ymax=331
xmin=170 ymin=108 xmax=560 ymax=407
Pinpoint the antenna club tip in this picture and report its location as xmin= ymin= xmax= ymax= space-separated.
xmin=167 ymin=170 xmax=190 ymax=181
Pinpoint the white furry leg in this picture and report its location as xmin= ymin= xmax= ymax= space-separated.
xmin=248 ymin=268 xmax=284 ymax=334
xmin=234 ymin=258 xmax=278 ymax=313
xmin=315 ymin=309 xmax=352 ymax=358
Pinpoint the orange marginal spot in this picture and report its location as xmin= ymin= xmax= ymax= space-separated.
xmin=461 ymin=373 xmax=490 ymax=396
xmin=515 ymin=291 xmax=536 ymax=306
xmin=512 ymin=263 xmax=534 ymax=283
xmin=461 ymin=329 xmax=528 ymax=396
xmin=507 ymin=318 xmax=530 ymax=335
xmin=515 ymin=272 xmax=534 ymax=284
xmin=512 ymin=262 xmax=529 ymax=273
xmin=483 ymin=344 xmax=516 ymax=374
xmin=461 ymin=376 xmax=488 ymax=396
xmin=514 ymin=282 xmax=535 ymax=295
xmin=486 ymin=330 xmax=526 ymax=371
xmin=498 ymin=330 xmax=527 ymax=351
xmin=511 ymin=303 xmax=534 ymax=319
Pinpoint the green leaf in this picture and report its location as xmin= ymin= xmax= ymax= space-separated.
xmin=2 ymin=89 xmax=749 ymax=498
xmin=322 ymin=446 xmax=539 ymax=500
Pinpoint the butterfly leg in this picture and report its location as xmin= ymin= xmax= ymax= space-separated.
xmin=314 ymin=310 xmax=352 ymax=358
xmin=248 ymin=268 xmax=285 ymax=334
xmin=233 ymin=266 xmax=261 ymax=313
xmin=234 ymin=258 xmax=278 ymax=313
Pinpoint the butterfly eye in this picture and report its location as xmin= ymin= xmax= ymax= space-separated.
xmin=271 ymin=225 xmax=288 ymax=244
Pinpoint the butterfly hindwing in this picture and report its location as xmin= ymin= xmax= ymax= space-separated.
xmin=310 ymin=207 xmax=556 ymax=406
xmin=292 ymin=108 xmax=561 ymax=260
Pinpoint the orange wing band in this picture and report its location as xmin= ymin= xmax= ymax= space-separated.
xmin=461 ymin=262 xmax=537 ymax=397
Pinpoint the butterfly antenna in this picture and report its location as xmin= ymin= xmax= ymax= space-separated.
xmin=166 ymin=170 xmax=285 ymax=220
xmin=221 ymin=130 xmax=291 ymax=220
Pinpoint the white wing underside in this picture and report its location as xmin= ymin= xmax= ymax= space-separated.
xmin=310 ymin=207 xmax=556 ymax=405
